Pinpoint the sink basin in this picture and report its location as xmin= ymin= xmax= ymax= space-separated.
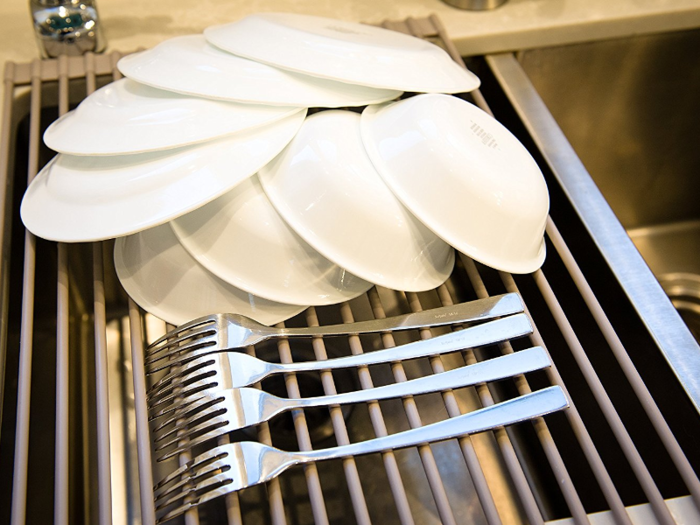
xmin=514 ymin=28 xmax=700 ymax=340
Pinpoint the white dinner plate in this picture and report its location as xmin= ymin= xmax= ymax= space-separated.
xmin=114 ymin=223 xmax=305 ymax=327
xmin=44 ymin=78 xmax=301 ymax=155
xmin=171 ymin=175 xmax=373 ymax=306
xmin=21 ymin=110 xmax=306 ymax=242
xmin=204 ymin=13 xmax=480 ymax=94
xmin=118 ymin=34 xmax=402 ymax=108
xmin=258 ymin=110 xmax=455 ymax=292
xmin=361 ymin=94 xmax=549 ymax=274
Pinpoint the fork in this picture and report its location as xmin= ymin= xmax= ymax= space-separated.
xmin=153 ymin=385 xmax=569 ymax=522
xmin=152 ymin=346 xmax=551 ymax=460
xmin=148 ymin=313 xmax=533 ymax=412
xmin=145 ymin=292 xmax=523 ymax=372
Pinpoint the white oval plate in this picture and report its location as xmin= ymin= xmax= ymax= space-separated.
xmin=361 ymin=94 xmax=549 ymax=274
xmin=171 ymin=175 xmax=372 ymax=306
xmin=21 ymin=110 xmax=306 ymax=242
xmin=204 ymin=13 xmax=480 ymax=94
xmin=258 ymin=110 xmax=454 ymax=292
xmin=44 ymin=78 xmax=301 ymax=155
xmin=118 ymin=35 xmax=401 ymax=108
xmin=115 ymin=223 xmax=305 ymax=327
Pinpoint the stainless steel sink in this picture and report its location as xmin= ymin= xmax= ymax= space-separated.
xmin=514 ymin=28 xmax=700 ymax=341
xmin=2 ymin=19 xmax=700 ymax=525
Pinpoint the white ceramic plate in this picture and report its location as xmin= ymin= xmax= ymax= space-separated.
xmin=171 ymin=175 xmax=373 ymax=306
xmin=44 ymin=78 xmax=301 ymax=155
xmin=361 ymin=94 xmax=549 ymax=274
xmin=258 ymin=110 xmax=454 ymax=292
xmin=21 ymin=110 xmax=306 ymax=242
xmin=204 ymin=13 xmax=480 ymax=94
xmin=114 ymin=223 xmax=305 ymax=327
xmin=118 ymin=34 xmax=402 ymax=108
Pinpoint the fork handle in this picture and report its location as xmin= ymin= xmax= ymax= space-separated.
xmin=275 ymin=293 xmax=522 ymax=337
xmin=298 ymin=386 xmax=568 ymax=463
xmin=289 ymin=346 xmax=550 ymax=410
xmin=276 ymin=313 xmax=532 ymax=374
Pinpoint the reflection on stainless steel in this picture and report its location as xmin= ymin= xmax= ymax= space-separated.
xmin=153 ymin=386 xmax=569 ymax=523
xmin=30 ymin=0 xmax=106 ymax=58
xmin=486 ymin=50 xmax=700 ymax=413
xmin=514 ymin=29 xmax=700 ymax=343
xmin=657 ymin=273 xmax=700 ymax=343
xmin=151 ymin=346 xmax=552 ymax=461
xmin=630 ymin=219 xmax=700 ymax=344
xmin=629 ymin=220 xmax=700 ymax=344
xmin=515 ymin=30 xmax=700 ymax=231
xmin=145 ymin=292 xmax=524 ymax=368
xmin=106 ymin=318 xmax=140 ymax=524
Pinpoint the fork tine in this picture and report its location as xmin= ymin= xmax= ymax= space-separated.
xmin=149 ymin=403 xmax=187 ymax=423
xmin=154 ymin=446 xmax=229 ymax=491
xmin=147 ymin=392 xmax=180 ymax=414
xmin=152 ymin=396 xmax=222 ymax=430
xmin=156 ymin=472 xmax=233 ymax=521
xmin=146 ymin=346 xmax=222 ymax=374
xmin=153 ymin=400 xmax=225 ymax=439
xmin=155 ymin=416 xmax=223 ymax=449
xmin=191 ymin=470 xmax=235 ymax=496
xmin=156 ymin=472 xmax=239 ymax=523
xmin=154 ymin=475 xmax=199 ymax=508
xmin=155 ymin=471 xmax=223 ymax=510
xmin=156 ymin=502 xmax=195 ymax=524
xmin=148 ymin=370 xmax=218 ymax=409
xmin=153 ymin=460 xmax=192 ymax=492
xmin=157 ymin=423 xmax=234 ymax=461
xmin=147 ymin=325 xmax=216 ymax=354
xmin=146 ymin=324 xmax=217 ymax=358
xmin=145 ymin=334 xmax=217 ymax=368
xmin=148 ymin=380 xmax=219 ymax=415
xmin=147 ymin=315 xmax=217 ymax=351
xmin=148 ymin=357 xmax=217 ymax=397
xmin=155 ymin=459 xmax=231 ymax=507
xmin=154 ymin=409 xmax=229 ymax=451
xmin=154 ymin=410 xmax=228 ymax=449
xmin=148 ymin=375 xmax=216 ymax=412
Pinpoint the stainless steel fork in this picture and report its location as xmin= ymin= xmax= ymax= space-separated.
xmin=152 ymin=346 xmax=552 ymax=460
xmin=148 ymin=313 xmax=533 ymax=413
xmin=145 ymin=293 xmax=524 ymax=372
xmin=153 ymin=385 xmax=569 ymax=523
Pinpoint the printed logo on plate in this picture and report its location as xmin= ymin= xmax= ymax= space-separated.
xmin=470 ymin=121 xmax=498 ymax=149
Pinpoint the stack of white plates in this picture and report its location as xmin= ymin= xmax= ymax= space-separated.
xmin=20 ymin=12 xmax=548 ymax=327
